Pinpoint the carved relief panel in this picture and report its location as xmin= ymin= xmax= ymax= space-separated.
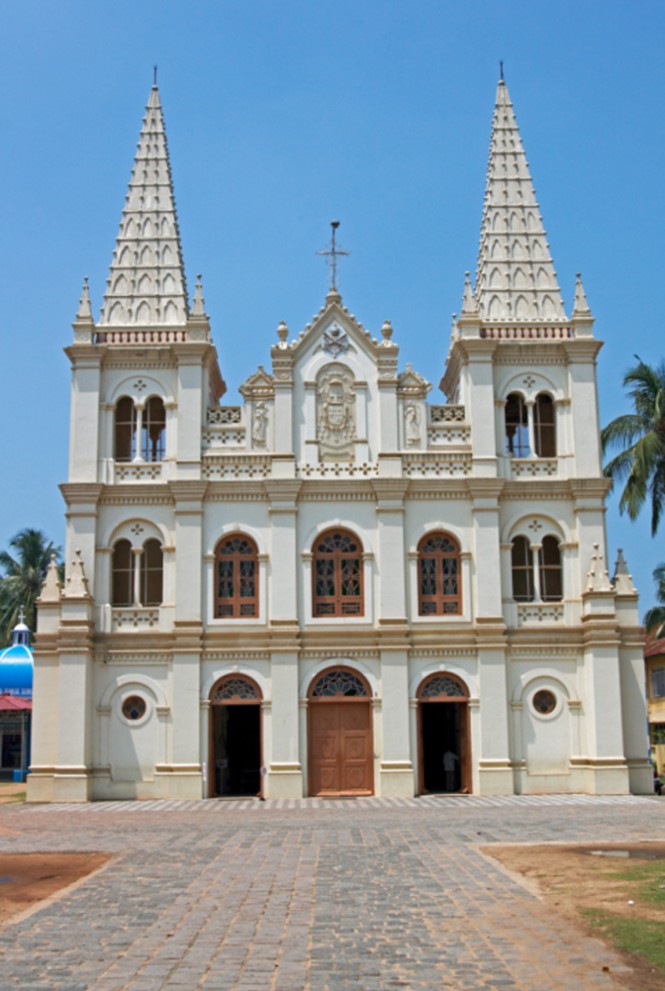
xmin=316 ymin=363 xmax=356 ymax=461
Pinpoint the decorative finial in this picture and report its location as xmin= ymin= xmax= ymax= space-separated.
xmin=316 ymin=220 xmax=350 ymax=292
xmin=75 ymin=277 xmax=93 ymax=322
xmin=572 ymin=272 xmax=591 ymax=316
xmin=153 ymin=64 xmax=158 ymax=87
xmin=499 ymin=61 xmax=504 ymax=83
xmin=276 ymin=320 xmax=289 ymax=347
xmin=191 ymin=274 xmax=206 ymax=317
xmin=381 ymin=320 xmax=393 ymax=341
xmin=39 ymin=553 xmax=62 ymax=603
xmin=18 ymin=605 xmax=25 ymax=625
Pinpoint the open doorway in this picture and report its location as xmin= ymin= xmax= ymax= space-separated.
xmin=209 ymin=676 xmax=262 ymax=797
xmin=417 ymin=674 xmax=471 ymax=794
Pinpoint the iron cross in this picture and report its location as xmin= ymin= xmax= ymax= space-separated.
xmin=316 ymin=220 xmax=350 ymax=290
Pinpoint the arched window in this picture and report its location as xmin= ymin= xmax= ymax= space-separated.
xmin=115 ymin=397 xmax=136 ymax=461
xmin=539 ymin=536 xmax=562 ymax=602
xmin=313 ymin=529 xmax=363 ymax=617
xmin=215 ymin=534 xmax=259 ymax=618
xmin=112 ymin=539 xmax=134 ymax=606
xmin=534 ymin=393 xmax=556 ymax=457
xmin=505 ymin=393 xmax=530 ymax=457
xmin=511 ymin=534 xmax=563 ymax=603
xmin=112 ymin=537 xmax=163 ymax=607
xmin=511 ymin=536 xmax=534 ymax=602
xmin=142 ymin=397 xmax=166 ymax=462
xmin=418 ymin=533 xmax=461 ymax=615
xmin=140 ymin=539 xmax=163 ymax=606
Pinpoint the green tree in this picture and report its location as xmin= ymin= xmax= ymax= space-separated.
xmin=0 ymin=528 xmax=62 ymax=646
xmin=601 ymin=357 xmax=665 ymax=536
xmin=644 ymin=562 xmax=665 ymax=639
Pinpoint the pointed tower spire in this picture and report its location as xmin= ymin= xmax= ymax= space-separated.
xmin=474 ymin=79 xmax=566 ymax=323
xmin=76 ymin=277 xmax=93 ymax=321
xmin=460 ymin=272 xmax=479 ymax=315
xmin=99 ymin=84 xmax=189 ymax=326
xmin=612 ymin=548 xmax=637 ymax=595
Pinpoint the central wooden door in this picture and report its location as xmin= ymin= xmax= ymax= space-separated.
xmin=308 ymin=667 xmax=374 ymax=796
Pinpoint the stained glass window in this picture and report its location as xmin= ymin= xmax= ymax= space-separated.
xmin=313 ymin=529 xmax=363 ymax=617
xmin=122 ymin=695 xmax=147 ymax=720
xmin=311 ymin=670 xmax=368 ymax=697
xmin=532 ymin=689 xmax=557 ymax=715
xmin=215 ymin=535 xmax=258 ymax=618
xmin=420 ymin=676 xmax=467 ymax=699
xmin=212 ymin=677 xmax=260 ymax=701
xmin=418 ymin=533 xmax=461 ymax=616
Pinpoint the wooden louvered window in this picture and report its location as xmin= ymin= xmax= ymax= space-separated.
xmin=538 ymin=535 xmax=562 ymax=602
xmin=215 ymin=535 xmax=258 ymax=618
xmin=313 ymin=529 xmax=363 ymax=617
xmin=112 ymin=539 xmax=134 ymax=606
xmin=511 ymin=536 xmax=535 ymax=602
xmin=140 ymin=538 xmax=163 ymax=606
xmin=115 ymin=397 xmax=136 ymax=461
xmin=418 ymin=533 xmax=461 ymax=615
xmin=534 ymin=393 xmax=556 ymax=457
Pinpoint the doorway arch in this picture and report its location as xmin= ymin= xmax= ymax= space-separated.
xmin=417 ymin=674 xmax=471 ymax=794
xmin=209 ymin=675 xmax=263 ymax=798
xmin=308 ymin=667 xmax=374 ymax=796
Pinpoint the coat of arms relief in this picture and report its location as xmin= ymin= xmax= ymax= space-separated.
xmin=316 ymin=363 xmax=356 ymax=461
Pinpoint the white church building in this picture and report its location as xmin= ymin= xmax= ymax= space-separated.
xmin=27 ymin=78 xmax=651 ymax=802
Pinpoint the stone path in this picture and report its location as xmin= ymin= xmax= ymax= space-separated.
xmin=0 ymin=796 xmax=662 ymax=990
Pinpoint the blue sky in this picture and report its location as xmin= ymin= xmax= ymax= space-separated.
xmin=1 ymin=1 xmax=664 ymax=609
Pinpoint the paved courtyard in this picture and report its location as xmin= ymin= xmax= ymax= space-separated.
xmin=0 ymin=794 xmax=662 ymax=990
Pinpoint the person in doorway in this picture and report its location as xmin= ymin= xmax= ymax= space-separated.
xmin=443 ymin=750 xmax=460 ymax=791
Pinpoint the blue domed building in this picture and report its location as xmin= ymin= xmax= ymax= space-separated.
xmin=0 ymin=614 xmax=33 ymax=781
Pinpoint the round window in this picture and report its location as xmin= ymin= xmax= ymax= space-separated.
xmin=532 ymin=689 xmax=557 ymax=715
xmin=122 ymin=695 xmax=147 ymax=721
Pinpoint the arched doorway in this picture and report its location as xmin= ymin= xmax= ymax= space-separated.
xmin=417 ymin=674 xmax=471 ymax=794
xmin=209 ymin=675 xmax=262 ymax=798
xmin=308 ymin=667 xmax=373 ymax=796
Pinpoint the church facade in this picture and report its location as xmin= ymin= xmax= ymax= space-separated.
xmin=27 ymin=79 xmax=652 ymax=802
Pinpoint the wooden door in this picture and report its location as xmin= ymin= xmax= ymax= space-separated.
xmin=310 ymin=702 xmax=372 ymax=795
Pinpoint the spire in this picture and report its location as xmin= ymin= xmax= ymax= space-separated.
xmin=39 ymin=553 xmax=63 ymax=604
xmin=76 ymin=278 xmax=93 ymax=321
xmin=474 ymin=80 xmax=566 ymax=323
xmin=190 ymin=274 xmax=207 ymax=317
xmin=572 ymin=273 xmax=591 ymax=316
xmin=460 ymin=272 xmax=479 ymax=315
xmin=585 ymin=543 xmax=613 ymax=593
xmin=99 ymin=84 xmax=189 ymax=326
xmin=612 ymin=548 xmax=637 ymax=596
xmin=64 ymin=549 xmax=91 ymax=599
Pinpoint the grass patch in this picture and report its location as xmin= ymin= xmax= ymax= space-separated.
xmin=608 ymin=860 xmax=665 ymax=905
xmin=583 ymin=909 xmax=665 ymax=973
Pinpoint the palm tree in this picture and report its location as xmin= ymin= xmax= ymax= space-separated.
xmin=644 ymin=562 xmax=665 ymax=639
xmin=601 ymin=357 xmax=665 ymax=536
xmin=0 ymin=528 xmax=62 ymax=646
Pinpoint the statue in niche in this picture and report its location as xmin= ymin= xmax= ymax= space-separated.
xmin=405 ymin=403 xmax=421 ymax=446
xmin=252 ymin=402 xmax=268 ymax=446
xmin=317 ymin=363 xmax=356 ymax=461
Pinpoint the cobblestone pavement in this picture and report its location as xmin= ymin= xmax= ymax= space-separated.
xmin=0 ymin=795 xmax=662 ymax=991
